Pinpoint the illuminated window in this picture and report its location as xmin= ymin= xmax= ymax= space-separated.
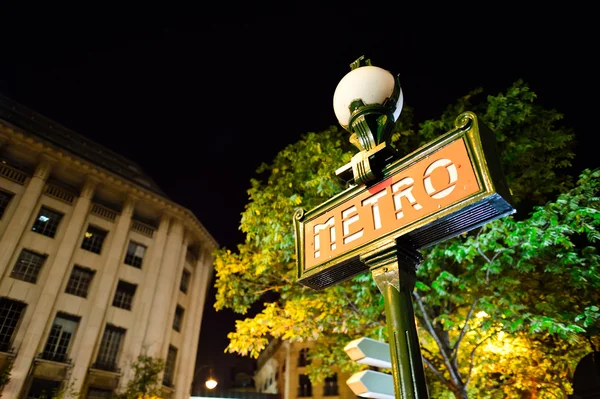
xmin=0 ymin=190 xmax=13 ymax=219
xmin=124 ymin=241 xmax=146 ymax=268
xmin=180 ymin=269 xmax=191 ymax=293
xmin=0 ymin=297 xmax=26 ymax=352
xmin=81 ymin=225 xmax=108 ymax=254
xmin=112 ymin=281 xmax=137 ymax=311
xmin=65 ymin=266 xmax=95 ymax=298
xmin=11 ymin=249 xmax=47 ymax=284
xmin=173 ymin=305 xmax=184 ymax=332
xmin=32 ymin=207 xmax=63 ymax=238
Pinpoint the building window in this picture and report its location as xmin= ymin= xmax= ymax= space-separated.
xmin=298 ymin=348 xmax=310 ymax=367
xmin=86 ymin=388 xmax=114 ymax=399
xmin=0 ymin=190 xmax=13 ymax=219
xmin=65 ymin=265 xmax=95 ymax=298
xmin=112 ymin=281 xmax=137 ymax=311
xmin=173 ymin=305 xmax=184 ymax=332
xmin=94 ymin=324 xmax=125 ymax=372
xmin=26 ymin=378 xmax=61 ymax=399
xmin=298 ymin=374 xmax=312 ymax=397
xmin=41 ymin=313 xmax=79 ymax=363
xmin=31 ymin=206 xmax=64 ymax=238
xmin=11 ymin=249 xmax=47 ymax=284
xmin=163 ymin=345 xmax=177 ymax=387
xmin=0 ymin=297 xmax=26 ymax=352
xmin=180 ymin=269 xmax=191 ymax=293
xmin=81 ymin=225 xmax=108 ymax=254
xmin=124 ymin=241 xmax=146 ymax=268
xmin=324 ymin=374 xmax=339 ymax=396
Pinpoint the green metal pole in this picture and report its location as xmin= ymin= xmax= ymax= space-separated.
xmin=370 ymin=245 xmax=429 ymax=399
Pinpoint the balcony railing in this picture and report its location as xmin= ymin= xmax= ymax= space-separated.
xmin=131 ymin=220 xmax=155 ymax=238
xmin=0 ymin=342 xmax=14 ymax=353
xmin=44 ymin=183 xmax=75 ymax=205
xmin=91 ymin=360 xmax=121 ymax=373
xmin=38 ymin=351 xmax=71 ymax=364
xmin=91 ymin=203 xmax=118 ymax=222
xmin=0 ymin=162 xmax=28 ymax=185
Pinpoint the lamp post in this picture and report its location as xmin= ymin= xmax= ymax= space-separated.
xmin=333 ymin=55 xmax=428 ymax=398
xmin=293 ymin=56 xmax=515 ymax=399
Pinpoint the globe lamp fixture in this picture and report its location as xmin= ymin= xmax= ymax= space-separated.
xmin=205 ymin=378 xmax=217 ymax=390
xmin=333 ymin=56 xmax=403 ymax=186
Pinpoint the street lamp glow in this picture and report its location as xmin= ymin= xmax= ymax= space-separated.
xmin=205 ymin=378 xmax=218 ymax=390
xmin=333 ymin=65 xmax=403 ymax=130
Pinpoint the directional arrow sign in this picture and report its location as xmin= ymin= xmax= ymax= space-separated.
xmin=346 ymin=370 xmax=394 ymax=399
xmin=344 ymin=337 xmax=391 ymax=369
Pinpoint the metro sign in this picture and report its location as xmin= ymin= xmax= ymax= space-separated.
xmin=294 ymin=112 xmax=515 ymax=290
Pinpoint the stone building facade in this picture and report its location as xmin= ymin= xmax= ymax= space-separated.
xmin=254 ymin=340 xmax=355 ymax=399
xmin=0 ymin=94 xmax=217 ymax=399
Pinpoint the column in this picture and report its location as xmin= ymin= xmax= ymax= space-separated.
xmin=173 ymin=248 xmax=207 ymax=399
xmin=160 ymin=231 xmax=189 ymax=360
xmin=142 ymin=216 xmax=184 ymax=357
xmin=0 ymin=154 xmax=54 ymax=278
xmin=284 ymin=341 xmax=292 ymax=399
xmin=3 ymin=175 xmax=96 ymax=398
xmin=69 ymin=196 xmax=136 ymax=392
xmin=178 ymin=252 xmax=213 ymax=399
xmin=118 ymin=212 xmax=171 ymax=390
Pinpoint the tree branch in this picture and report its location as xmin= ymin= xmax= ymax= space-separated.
xmin=451 ymin=296 xmax=479 ymax=360
xmin=465 ymin=334 xmax=494 ymax=387
xmin=413 ymin=291 xmax=464 ymax=388
xmin=538 ymin=383 xmax=565 ymax=399
xmin=250 ymin=285 xmax=286 ymax=296
xmin=421 ymin=355 xmax=451 ymax=388
xmin=341 ymin=289 xmax=363 ymax=317
xmin=477 ymin=246 xmax=504 ymax=285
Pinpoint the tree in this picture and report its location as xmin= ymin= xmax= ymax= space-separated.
xmin=0 ymin=362 xmax=11 ymax=397
xmin=214 ymin=81 xmax=599 ymax=398
xmin=34 ymin=380 xmax=81 ymax=399
xmin=117 ymin=355 xmax=165 ymax=399
xmin=414 ymin=168 xmax=599 ymax=398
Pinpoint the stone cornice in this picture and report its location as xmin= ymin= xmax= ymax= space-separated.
xmin=0 ymin=121 xmax=219 ymax=251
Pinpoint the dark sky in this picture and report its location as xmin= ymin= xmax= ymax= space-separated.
xmin=1 ymin=2 xmax=597 ymax=391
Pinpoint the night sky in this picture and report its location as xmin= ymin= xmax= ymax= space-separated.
xmin=0 ymin=2 xmax=596 ymax=391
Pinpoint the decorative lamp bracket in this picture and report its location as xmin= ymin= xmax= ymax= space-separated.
xmin=335 ymin=57 xmax=403 ymax=186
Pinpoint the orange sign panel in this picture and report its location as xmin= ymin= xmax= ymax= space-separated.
xmin=304 ymin=138 xmax=479 ymax=270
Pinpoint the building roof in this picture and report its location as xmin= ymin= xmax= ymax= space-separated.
xmin=0 ymin=93 xmax=219 ymax=250
xmin=0 ymin=93 xmax=168 ymax=197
